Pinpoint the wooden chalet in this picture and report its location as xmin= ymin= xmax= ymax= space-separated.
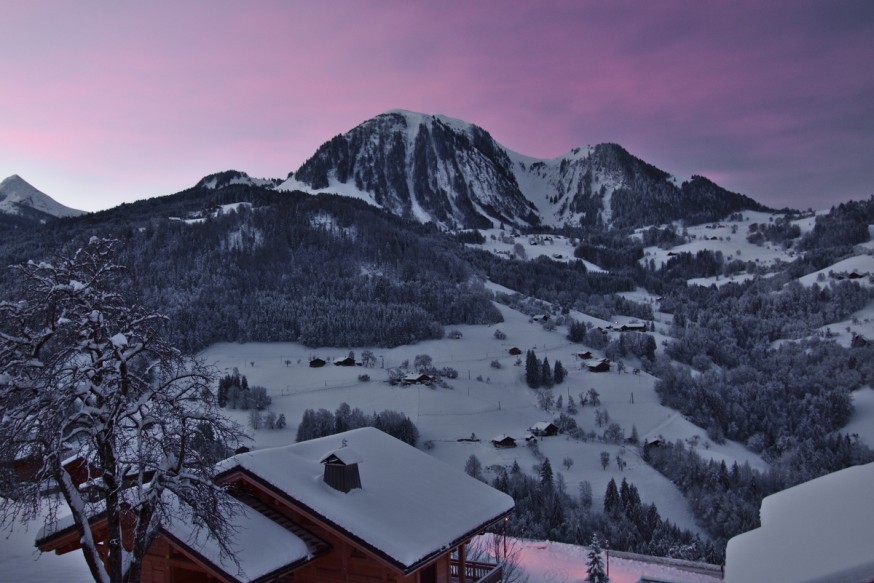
xmin=308 ymin=358 xmax=326 ymax=368
xmin=585 ymin=358 xmax=611 ymax=373
xmin=508 ymin=347 xmax=523 ymax=356
xmin=575 ymin=351 xmax=593 ymax=360
xmin=490 ymin=435 xmax=517 ymax=449
xmin=333 ymin=356 xmax=357 ymax=367
xmin=528 ymin=421 xmax=559 ymax=437
xmin=37 ymin=428 xmax=514 ymax=583
xmin=403 ymin=373 xmax=434 ymax=385
xmin=619 ymin=323 xmax=648 ymax=332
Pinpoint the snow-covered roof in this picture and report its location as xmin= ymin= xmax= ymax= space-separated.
xmin=530 ymin=422 xmax=556 ymax=431
xmin=37 ymin=493 xmax=310 ymax=583
xmin=216 ymin=427 xmax=514 ymax=573
xmin=725 ymin=462 xmax=874 ymax=583
xmin=165 ymin=502 xmax=311 ymax=582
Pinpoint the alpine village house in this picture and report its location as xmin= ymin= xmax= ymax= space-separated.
xmin=36 ymin=428 xmax=515 ymax=583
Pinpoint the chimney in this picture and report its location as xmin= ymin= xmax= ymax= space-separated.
xmin=320 ymin=441 xmax=362 ymax=493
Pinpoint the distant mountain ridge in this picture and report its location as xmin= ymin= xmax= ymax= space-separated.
xmin=277 ymin=110 xmax=769 ymax=229
xmin=0 ymin=175 xmax=85 ymax=223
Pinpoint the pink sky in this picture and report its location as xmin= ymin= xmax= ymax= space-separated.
xmin=2 ymin=1 xmax=873 ymax=212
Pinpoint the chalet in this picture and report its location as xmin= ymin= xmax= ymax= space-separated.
xmin=530 ymin=314 xmax=549 ymax=323
xmin=619 ymin=323 xmax=648 ymax=332
xmin=309 ymin=358 xmax=326 ymax=368
xmin=333 ymin=356 xmax=356 ymax=367
xmin=643 ymin=438 xmax=664 ymax=455
xmin=528 ymin=422 xmax=559 ymax=437
xmin=508 ymin=347 xmax=522 ymax=356
xmin=490 ymin=435 xmax=517 ymax=449
xmin=403 ymin=373 xmax=434 ymax=385
xmin=575 ymin=351 xmax=593 ymax=360
xmin=585 ymin=358 xmax=611 ymax=373
xmin=37 ymin=428 xmax=514 ymax=583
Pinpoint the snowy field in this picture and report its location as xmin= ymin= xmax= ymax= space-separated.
xmin=469 ymin=228 xmax=606 ymax=271
xmin=503 ymin=538 xmax=721 ymax=583
xmin=641 ymin=211 xmax=815 ymax=273
xmin=197 ymin=300 xmax=767 ymax=535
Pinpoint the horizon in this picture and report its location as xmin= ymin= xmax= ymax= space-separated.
xmin=2 ymin=1 xmax=873 ymax=213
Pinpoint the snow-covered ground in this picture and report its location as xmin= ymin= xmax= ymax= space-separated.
xmin=845 ymin=387 xmax=874 ymax=448
xmin=796 ymin=253 xmax=874 ymax=288
xmin=468 ymin=228 xmax=605 ymax=271
xmin=503 ymin=538 xmax=721 ymax=583
xmin=641 ymin=211 xmax=815 ymax=274
xmin=198 ymin=301 xmax=766 ymax=532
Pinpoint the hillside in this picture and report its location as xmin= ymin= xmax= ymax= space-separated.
xmin=0 ymin=180 xmax=872 ymax=572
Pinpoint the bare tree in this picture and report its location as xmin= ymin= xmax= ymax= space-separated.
xmin=467 ymin=530 xmax=529 ymax=583
xmin=0 ymin=238 xmax=245 ymax=583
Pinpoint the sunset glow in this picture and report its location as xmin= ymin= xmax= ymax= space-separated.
xmin=2 ymin=1 xmax=872 ymax=212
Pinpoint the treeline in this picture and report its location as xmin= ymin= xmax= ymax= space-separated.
xmin=524 ymin=350 xmax=566 ymax=388
xmin=0 ymin=185 xmax=507 ymax=353
xmin=655 ymin=338 xmax=874 ymax=460
xmin=645 ymin=434 xmax=872 ymax=551
xmin=661 ymin=278 xmax=872 ymax=369
xmin=797 ymin=196 xmax=874 ymax=252
xmin=488 ymin=458 xmax=720 ymax=562
xmin=295 ymin=403 xmax=420 ymax=446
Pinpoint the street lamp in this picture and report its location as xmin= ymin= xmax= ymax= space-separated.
xmin=605 ymin=539 xmax=610 ymax=578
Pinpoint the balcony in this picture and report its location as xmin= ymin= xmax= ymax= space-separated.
xmin=449 ymin=559 xmax=503 ymax=583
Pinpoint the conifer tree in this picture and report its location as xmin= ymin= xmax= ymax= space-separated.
xmin=539 ymin=458 xmax=554 ymax=488
xmin=585 ymin=534 xmax=609 ymax=583
xmin=554 ymin=359 xmax=566 ymax=384
xmin=541 ymin=357 xmax=553 ymax=387
xmin=525 ymin=350 xmax=541 ymax=388
xmin=604 ymin=478 xmax=620 ymax=516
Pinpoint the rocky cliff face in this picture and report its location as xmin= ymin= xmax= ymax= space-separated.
xmin=285 ymin=110 xmax=540 ymax=229
xmin=281 ymin=110 xmax=768 ymax=229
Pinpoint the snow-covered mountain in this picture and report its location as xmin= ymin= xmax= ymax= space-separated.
xmin=281 ymin=110 xmax=540 ymax=229
xmin=277 ymin=110 xmax=767 ymax=229
xmin=0 ymin=175 xmax=85 ymax=222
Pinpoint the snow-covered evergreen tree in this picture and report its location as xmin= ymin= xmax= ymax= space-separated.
xmin=585 ymin=534 xmax=609 ymax=582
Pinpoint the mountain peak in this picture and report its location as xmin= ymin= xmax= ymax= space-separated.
xmin=0 ymin=175 xmax=85 ymax=220
xmin=281 ymin=111 xmax=769 ymax=229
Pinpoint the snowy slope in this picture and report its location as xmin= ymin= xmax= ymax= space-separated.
xmin=198 ymin=299 xmax=768 ymax=539
xmin=0 ymin=175 xmax=85 ymax=219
